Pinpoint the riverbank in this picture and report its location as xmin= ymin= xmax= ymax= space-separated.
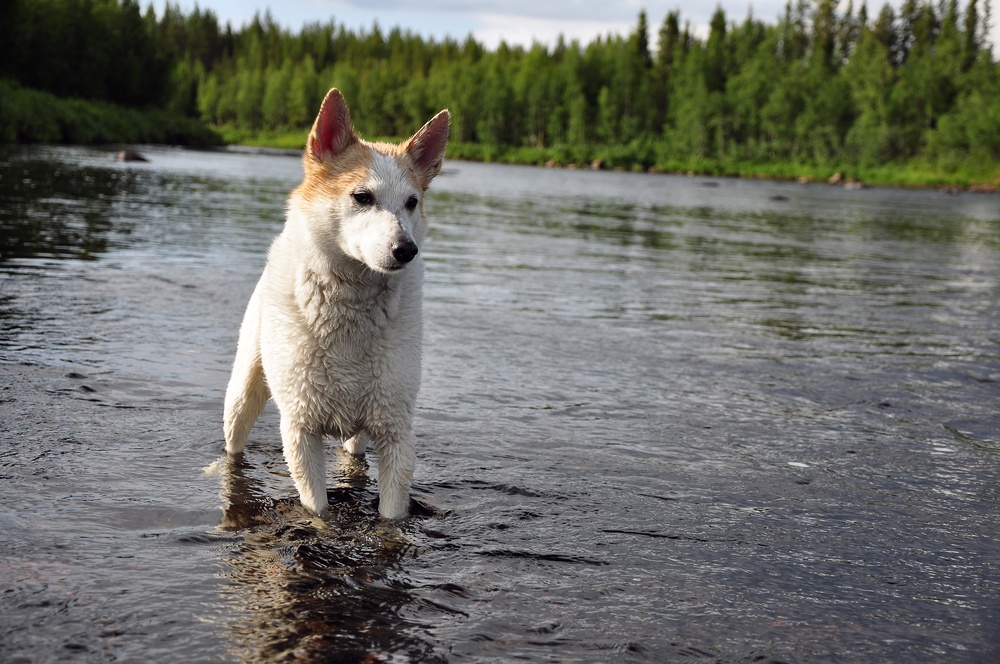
xmin=449 ymin=143 xmax=1000 ymax=192
xmin=0 ymin=81 xmax=223 ymax=148
xmin=3 ymin=91 xmax=996 ymax=193
xmin=220 ymin=124 xmax=1000 ymax=192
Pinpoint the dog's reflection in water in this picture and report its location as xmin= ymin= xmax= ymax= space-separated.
xmin=213 ymin=449 xmax=444 ymax=663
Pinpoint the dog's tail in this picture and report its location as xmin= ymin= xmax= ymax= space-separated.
xmin=223 ymin=282 xmax=269 ymax=454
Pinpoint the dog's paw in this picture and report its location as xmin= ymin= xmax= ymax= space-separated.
xmin=300 ymin=495 xmax=330 ymax=518
xmin=377 ymin=493 xmax=410 ymax=520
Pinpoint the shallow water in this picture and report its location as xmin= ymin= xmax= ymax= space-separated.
xmin=1 ymin=144 xmax=998 ymax=663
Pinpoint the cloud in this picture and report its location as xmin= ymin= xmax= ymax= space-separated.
xmin=310 ymin=0 xmax=645 ymax=47
xmin=463 ymin=13 xmax=635 ymax=49
xmin=151 ymin=0 xmax=1000 ymax=50
xmin=337 ymin=0 xmax=647 ymax=22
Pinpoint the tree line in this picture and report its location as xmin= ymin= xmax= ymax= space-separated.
xmin=1 ymin=0 xmax=998 ymax=179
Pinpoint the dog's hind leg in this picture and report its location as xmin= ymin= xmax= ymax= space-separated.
xmin=281 ymin=419 xmax=329 ymax=516
xmin=343 ymin=432 xmax=369 ymax=456
xmin=223 ymin=286 xmax=268 ymax=455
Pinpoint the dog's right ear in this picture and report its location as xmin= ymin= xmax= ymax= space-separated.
xmin=306 ymin=89 xmax=356 ymax=163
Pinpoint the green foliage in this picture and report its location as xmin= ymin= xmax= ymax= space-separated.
xmin=0 ymin=0 xmax=998 ymax=187
xmin=926 ymin=55 xmax=1000 ymax=162
xmin=0 ymin=79 xmax=222 ymax=146
xmin=1 ymin=0 xmax=171 ymax=107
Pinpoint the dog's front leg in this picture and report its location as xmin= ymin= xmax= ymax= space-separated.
xmin=372 ymin=430 xmax=415 ymax=519
xmin=281 ymin=418 xmax=328 ymax=516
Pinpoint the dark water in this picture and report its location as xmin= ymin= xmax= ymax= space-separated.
xmin=1 ymin=144 xmax=999 ymax=663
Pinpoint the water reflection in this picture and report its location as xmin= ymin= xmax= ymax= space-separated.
xmin=0 ymin=145 xmax=295 ymax=266
xmin=214 ymin=453 xmax=450 ymax=663
xmin=0 ymin=148 xmax=140 ymax=261
xmin=2 ymin=147 xmax=998 ymax=662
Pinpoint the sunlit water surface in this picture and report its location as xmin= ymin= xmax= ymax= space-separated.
xmin=1 ymin=145 xmax=998 ymax=662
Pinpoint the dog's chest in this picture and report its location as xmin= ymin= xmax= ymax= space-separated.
xmin=289 ymin=269 xmax=408 ymax=434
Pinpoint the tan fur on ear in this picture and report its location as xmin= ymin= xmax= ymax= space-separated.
xmin=404 ymin=110 xmax=450 ymax=187
xmin=306 ymin=89 xmax=357 ymax=164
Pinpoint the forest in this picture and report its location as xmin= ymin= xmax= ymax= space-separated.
xmin=1 ymin=0 xmax=998 ymax=187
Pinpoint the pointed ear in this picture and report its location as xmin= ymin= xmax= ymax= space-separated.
xmin=306 ymin=89 xmax=356 ymax=163
xmin=404 ymin=109 xmax=450 ymax=185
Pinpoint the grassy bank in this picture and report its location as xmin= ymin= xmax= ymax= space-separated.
xmin=11 ymin=92 xmax=992 ymax=193
xmin=0 ymin=80 xmax=223 ymax=147
xmin=224 ymin=128 xmax=1000 ymax=192
xmin=444 ymin=141 xmax=1000 ymax=191
xmin=217 ymin=125 xmax=305 ymax=151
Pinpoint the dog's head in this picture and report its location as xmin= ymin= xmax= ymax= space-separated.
xmin=293 ymin=88 xmax=450 ymax=275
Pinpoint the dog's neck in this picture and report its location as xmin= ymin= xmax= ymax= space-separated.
xmin=292 ymin=258 xmax=402 ymax=338
xmin=328 ymin=260 xmax=395 ymax=300
xmin=301 ymin=250 xmax=397 ymax=303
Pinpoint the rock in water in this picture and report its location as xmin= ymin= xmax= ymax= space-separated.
xmin=116 ymin=149 xmax=148 ymax=162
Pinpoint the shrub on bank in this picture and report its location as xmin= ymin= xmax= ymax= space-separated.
xmin=0 ymin=80 xmax=222 ymax=147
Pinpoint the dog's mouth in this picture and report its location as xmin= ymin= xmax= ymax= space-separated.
xmin=382 ymin=259 xmax=410 ymax=273
xmin=364 ymin=259 xmax=409 ymax=275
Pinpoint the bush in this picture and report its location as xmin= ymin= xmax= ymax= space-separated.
xmin=0 ymin=79 xmax=222 ymax=147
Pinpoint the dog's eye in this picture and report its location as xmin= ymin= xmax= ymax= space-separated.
xmin=352 ymin=191 xmax=375 ymax=206
xmin=405 ymin=196 xmax=419 ymax=212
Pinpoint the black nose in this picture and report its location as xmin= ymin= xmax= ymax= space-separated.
xmin=391 ymin=241 xmax=418 ymax=264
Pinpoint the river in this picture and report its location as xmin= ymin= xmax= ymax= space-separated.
xmin=1 ymin=144 xmax=998 ymax=662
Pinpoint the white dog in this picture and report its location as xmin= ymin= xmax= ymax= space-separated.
xmin=223 ymin=89 xmax=450 ymax=519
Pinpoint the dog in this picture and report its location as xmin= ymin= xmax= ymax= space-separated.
xmin=223 ymin=88 xmax=450 ymax=519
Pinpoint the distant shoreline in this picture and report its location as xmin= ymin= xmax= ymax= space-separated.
xmin=221 ymin=127 xmax=1000 ymax=193
xmin=2 ymin=82 xmax=996 ymax=193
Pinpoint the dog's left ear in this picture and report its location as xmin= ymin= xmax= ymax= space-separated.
xmin=404 ymin=110 xmax=450 ymax=187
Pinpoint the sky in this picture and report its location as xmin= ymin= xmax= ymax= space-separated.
xmin=149 ymin=0 xmax=999 ymax=51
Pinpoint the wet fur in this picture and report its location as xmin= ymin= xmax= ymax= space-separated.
xmin=223 ymin=89 xmax=449 ymax=519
